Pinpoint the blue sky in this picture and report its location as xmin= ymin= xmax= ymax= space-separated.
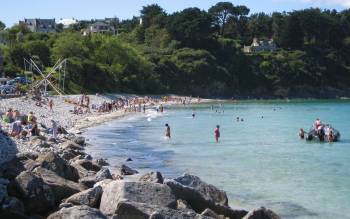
xmin=0 ymin=0 xmax=348 ymax=27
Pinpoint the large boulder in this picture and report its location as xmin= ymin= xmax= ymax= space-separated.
xmin=115 ymin=201 xmax=212 ymax=219
xmin=36 ymin=152 xmax=79 ymax=182
xmin=72 ymin=136 xmax=86 ymax=146
xmin=139 ymin=171 xmax=164 ymax=184
xmin=13 ymin=171 xmax=55 ymax=213
xmin=64 ymin=186 xmax=103 ymax=208
xmin=99 ymin=181 xmax=176 ymax=216
xmin=165 ymin=174 xmax=247 ymax=218
xmin=1 ymin=196 xmax=25 ymax=213
xmin=33 ymin=167 xmax=85 ymax=202
xmin=116 ymin=164 xmax=139 ymax=176
xmin=48 ymin=205 xmax=107 ymax=219
xmin=60 ymin=141 xmax=84 ymax=151
xmin=79 ymin=168 xmax=112 ymax=188
xmin=75 ymin=159 xmax=101 ymax=172
xmin=242 ymin=207 xmax=280 ymax=219
xmin=0 ymin=183 xmax=8 ymax=204
xmin=70 ymin=162 xmax=96 ymax=179
xmin=0 ymin=156 xmax=37 ymax=180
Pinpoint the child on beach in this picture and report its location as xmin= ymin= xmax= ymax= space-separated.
xmin=165 ymin=124 xmax=171 ymax=138
xmin=214 ymin=125 xmax=220 ymax=143
xmin=49 ymin=99 xmax=54 ymax=112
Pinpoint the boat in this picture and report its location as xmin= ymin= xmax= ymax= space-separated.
xmin=306 ymin=124 xmax=340 ymax=142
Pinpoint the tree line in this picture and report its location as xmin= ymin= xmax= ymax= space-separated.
xmin=0 ymin=2 xmax=350 ymax=97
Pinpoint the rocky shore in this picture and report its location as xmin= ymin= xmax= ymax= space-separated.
xmin=0 ymin=95 xmax=280 ymax=219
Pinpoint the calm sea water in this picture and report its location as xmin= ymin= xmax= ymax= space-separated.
xmin=84 ymin=100 xmax=350 ymax=219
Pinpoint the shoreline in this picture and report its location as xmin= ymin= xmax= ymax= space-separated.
xmin=0 ymin=94 xmax=281 ymax=218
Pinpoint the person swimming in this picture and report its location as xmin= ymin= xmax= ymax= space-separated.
xmin=165 ymin=123 xmax=171 ymax=138
xmin=299 ymin=128 xmax=305 ymax=139
xmin=214 ymin=125 xmax=220 ymax=143
xmin=192 ymin=112 xmax=195 ymax=118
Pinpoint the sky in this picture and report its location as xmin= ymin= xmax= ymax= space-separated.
xmin=0 ymin=0 xmax=349 ymax=27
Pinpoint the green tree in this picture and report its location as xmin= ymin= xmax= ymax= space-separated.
xmin=23 ymin=40 xmax=51 ymax=66
xmin=209 ymin=2 xmax=236 ymax=35
xmin=0 ymin=21 xmax=5 ymax=30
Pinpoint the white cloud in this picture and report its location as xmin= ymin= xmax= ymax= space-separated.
xmin=302 ymin=0 xmax=350 ymax=7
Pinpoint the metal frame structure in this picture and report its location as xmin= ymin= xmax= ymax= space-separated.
xmin=24 ymin=58 xmax=67 ymax=95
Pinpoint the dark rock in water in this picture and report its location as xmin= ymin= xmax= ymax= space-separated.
xmin=95 ymin=158 xmax=109 ymax=166
xmin=64 ymin=186 xmax=103 ymax=208
xmin=84 ymin=154 xmax=92 ymax=160
xmin=117 ymin=164 xmax=138 ymax=176
xmin=79 ymin=168 xmax=112 ymax=188
xmin=13 ymin=171 xmax=55 ymax=213
xmin=164 ymin=174 xmax=247 ymax=218
xmin=1 ymin=196 xmax=25 ymax=213
xmin=126 ymin=158 xmax=133 ymax=162
xmin=99 ymin=181 xmax=176 ymax=216
xmin=114 ymin=201 xmax=211 ymax=219
xmin=48 ymin=205 xmax=107 ymax=219
xmin=73 ymin=136 xmax=86 ymax=146
xmin=242 ymin=207 xmax=280 ymax=219
xmin=33 ymin=167 xmax=85 ymax=203
xmin=139 ymin=171 xmax=164 ymax=184
xmin=75 ymin=159 xmax=101 ymax=172
xmin=36 ymin=152 xmax=79 ymax=182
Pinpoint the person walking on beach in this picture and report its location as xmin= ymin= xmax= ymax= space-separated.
xmin=214 ymin=125 xmax=220 ymax=143
xmin=165 ymin=124 xmax=171 ymax=138
xmin=49 ymin=99 xmax=54 ymax=112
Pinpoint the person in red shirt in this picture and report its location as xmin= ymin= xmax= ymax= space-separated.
xmin=214 ymin=125 xmax=220 ymax=143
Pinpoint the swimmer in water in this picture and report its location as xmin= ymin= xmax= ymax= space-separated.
xmin=192 ymin=112 xmax=195 ymax=118
xmin=214 ymin=125 xmax=220 ymax=143
xmin=165 ymin=123 xmax=171 ymax=138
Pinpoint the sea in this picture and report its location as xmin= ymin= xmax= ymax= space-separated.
xmin=83 ymin=100 xmax=350 ymax=219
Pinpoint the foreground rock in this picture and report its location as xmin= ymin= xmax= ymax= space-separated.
xmin=79 ymin=167 xmax=113 ymax=188
xmin=139 ymin=171 xmax=164 ymax=184
xmin=64 ymin=186 xmax=102 ymax=208
xmin=100 ymin=181 xmax=176 ymax=216
xmin=165 ymin=174 xmax=247 ymax=219
xmin=243 ymin=207 xmax=281 ymax=219
xmin=48 ymin=205 xmax=107 ymax=219
xmin=115 ymin=201 xmax=212 ymax=219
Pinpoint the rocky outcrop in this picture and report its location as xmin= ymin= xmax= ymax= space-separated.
xmin=48 ymin=205 xmax=107 ymax=219
xmin=164 ymin=174 xmax=247 ymax=219
xmin=116 ymin=164 xmax=139 ymax=175
xmin=12 ymin=170 xmax=55 ymax=213
xmin=99 ymin=181 xmax=176 ymax=216
xmin=64 ymin=186 xmax=102 ymax=208
xmin=139 ymin=171 xmax=164 ymax=184
xmin=36 ymin=152 xmax=79 ymax=182
xmin=74 ymin=159 xmax=101 ymax=172
xmin=79 ymin=168 xmax=113 ymax=188
xmin=33 ymin=167 xmax=85 ymax=202
xmin=243 ymin=207 xmax=281 ymax=219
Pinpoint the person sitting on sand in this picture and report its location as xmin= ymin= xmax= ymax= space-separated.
xmin=30 ymin=123 xmax=40 ymax=136
xmin=214 ymin=125 xmax=220 ymax=143
xmin=10 ymin=120 xmax=23 ymax=137
xmin=165 ymin=124 xmax=171 ymax=138
xmin=299 ymin=128 xmax=305 ymax=139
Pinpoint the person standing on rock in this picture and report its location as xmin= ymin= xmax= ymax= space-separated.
xmin=49 ymin=99 xmax=54 ymax=112
xmin=165 ymin=124 xmax=171 ymax=138
xmin=214 ymin=125 xmax=220 ymax=143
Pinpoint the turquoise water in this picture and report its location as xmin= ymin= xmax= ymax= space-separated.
xmin=84 ymin=100 xmax=350 ymax=219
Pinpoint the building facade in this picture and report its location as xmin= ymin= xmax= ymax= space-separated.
xmin=82 ymin=21 xmax=115 ymax=35
xmin=21 ymin=19 xmax=56 ymax=33
xmin=243 ymin=38 xmax=277 ymax=53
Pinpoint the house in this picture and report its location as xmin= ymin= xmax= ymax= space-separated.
xmin=82 ymin=21 xmax=115 ymax=36
xmin=243 ymin=38 xmax=277 ymax=53
xmin=57 ymin=18 xmax=78 ymax=28
xmin=21 ymin=19 xmax=56 ymax=33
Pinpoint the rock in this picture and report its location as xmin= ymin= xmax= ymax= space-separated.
xmin=84 ymin=154 xmax=92 ymax=160
xmin=201 ymin=208 xmax=227 ymax=219
xmin=115 ymin=201 xmax=211 ymax=219
xmin=177 ymin=199 xmax=192 ymax=210
xmin=243 ymin=207 xmax=280 ymax=219
xmin=13 ymin=171 xmax=55 ymax=213
xmin=73 ymin=136 xmax=86 ymax=146
xmin=65 ymin=186 xmax=103 ymax=208
xmin=16 ymin=152 xmax=39 ymax=160
xmin=1 ymin=196 xmax=25 ymax=213
xmin=48 ymin=205 xmax=107 ymax=219
xmin=165 ymin=174 xmax=247 ymax=218
xmin=116 ymin=164 xmax=138 ymax=176
xmin=36 ymin=152 xmax=79 ymax=182
xmin=59 ymin=202 xmax=74 ymax=209
xmin=30 ymin=138 xmax=50 ymax=148
xmin=100 ymin=181 xmax=176 ymax=216
xmin=126 ymin=158 xmax=133 ymax=162
xmin=93 ymin=179 xmax=113 ymax=192
xmin=0 ymin=209 xmax=29 ymax=219
xmin=75 ymin=159 xmax=101 ymax=172
xmin=70 ymin=162 xmax=96 ymax=179
xmin=60 ymin=149 xmax=82 ymax=161
xmin=0 ymin=157 xmax=30 ymax=179
xmin=33 ymin=167 xmax=85 ymax=202
xmin=60 ymin=141 xmax=84 ymax=151
xmin=0 ymin=183 xmax=8 ymax=204
xmin=95 ymin=158 xmax=109 ymax=166
xmin=79 ymin=168 xmax=112 ymax=188
xmin=139 ymin=171 xmax=164 ymax=184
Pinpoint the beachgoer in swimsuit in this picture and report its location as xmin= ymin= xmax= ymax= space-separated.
xmin=299 ymin=128 xmax=305 ymax=139
xmin=214 ymin=125 xmax=220 ymax=143
xmin=165 ymin=124 xmax=171 ymax=138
